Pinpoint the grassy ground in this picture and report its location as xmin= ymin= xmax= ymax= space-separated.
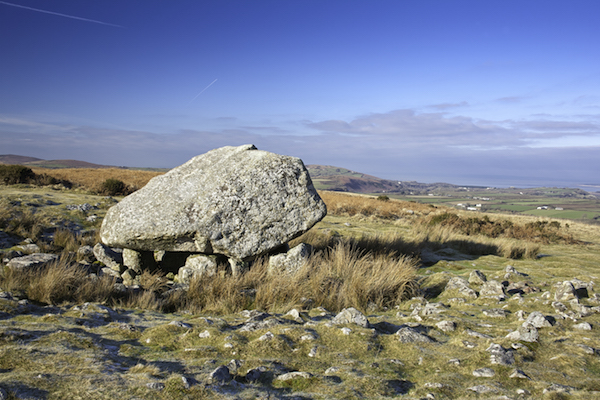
xmin=1 ymin=185 xmax=600 ymax=398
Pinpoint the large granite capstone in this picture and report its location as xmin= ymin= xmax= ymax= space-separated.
xmin=100 ymin=145 xmax=326 ymax=260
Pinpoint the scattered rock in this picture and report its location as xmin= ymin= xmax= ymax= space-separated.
xmin=396 ymin=326 xmax=435 ymax=343
xmin=487 ymin=343 xmax=515 ymax=366
xmin=169 ymin=320 xmax=192 ymax=328
xmin=554 ymin=281 xmax=578 ymax=301
xmin=483 ymin=308 xmax=508 ymax=318
xmin=574 ymin=322 xmax=592 ymax=330
xmin=178 ymin=254 xmax=219 ymax=284
xmin=16 ymin=243 xmax=40 ymax=254
xmin=268 ymin=243 xmax=312 ymax=275
xmin=77 ymin=245 xmax=96 ymax=264
xmin=146 ymin=382 xmax=165 ymax=390
xmin=93 ymin=243 xmax=124 ymax=272
xmin=66 ymin=203 xmax=94 ymax=212
xmin=332 ymin=307 xmax=370 ymax=328
xmin=472 ymin=367 xmax=495 ymax=377
xmin=543 ymin=383 xmax=576 ymax=394
xmin=210 ymin=365 xmax=232 ymax=384
xmin=510 ymin=369 xmax=531 ymax=379
xmin=467 ymin=385 xmax=497 ymax=394
xmin=257 ymin=331 xmax=275 ymax=341
xmin=436 ymin=320 xmax=456 ymax=332
xmin=276 ymin=371 xmax=312 ymax=381
xmin=123 ymin=248 xmax=157 ymax=273
xmin=444 ymin=277 xmax=478 ymax=299
xmin=465 ymin=329 xmax=492 ymax=339
xmin=468 ymin=270 xmax=487 ymax=285
xmin=517 ymin=322 xmax=540 ymax=342
xmin=525 ymin=311 xmax=555 ymax=328
xmin=479 ymin=280 xmax=506 ymax=299
xmin=284 ymin=308 xmax=305 ymax=323
xmin=7 ymin=253 xmax=58 ymax=270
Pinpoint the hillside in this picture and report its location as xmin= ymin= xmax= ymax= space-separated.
xmin=0 ymin=154 xmax=43 ymax=165
xmin=0 ymin=155 xmax=115 ymax=169
xmin=306 ymin=164 xmax=487 ymax=195
xmin=1 ymin=186 xmax=600 ymax=399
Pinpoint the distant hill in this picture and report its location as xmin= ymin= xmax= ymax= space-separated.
xmin=0 ymin=155 xmax=44 ymax=165
xmin=0 ymin=155 xmax=116 ymax=169
xmin=306 ymin=164 xmax=484 ymax=194
xmin=306 ymin=165 xmax=404 ymax=193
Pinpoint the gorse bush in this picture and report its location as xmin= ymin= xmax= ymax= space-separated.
xmin=0 ymin=164 xmax=72 ymax=187
xmin=100 ymin=178 xmax=130 ymax=196
xmin=424 ymin=212 xmax=575 ymax=244
xmin=0 ymin=165 xmax=36 ymax=184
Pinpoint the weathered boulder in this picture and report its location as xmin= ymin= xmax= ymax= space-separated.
xmin=268 ymin=243 xmax=312 ymax=275
xmin=468 ymin=270 xmax=487 ymax=285
xmin=7 ymin=253 xmax=58 ymax=270
xmin=100 ymin=145 xmax=326 ymax=261
xmin=443 ymin=277 xmax=478 ymax=299
xmin=396 ymin=326 xmax=436 ymax=343
xmin=177 ymin=254 xmax=219 ymax=284
xmin=332 ymin=307 xmax=370 ymax=328
xmin=76 ymin=245 xmax=96 ymax=264
xmin=123 ymin=249 xmax=157 ymax=273
xmin=93 ymin=243 xmax=124 ymax=273
xmin=479 ymin=280 xmax=506 ymax=299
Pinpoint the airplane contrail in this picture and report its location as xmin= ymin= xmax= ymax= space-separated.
xmin=0 ymin=1 xmax=123 ymax=28
xmin=189 ymin=79 xmax=218 ymax=104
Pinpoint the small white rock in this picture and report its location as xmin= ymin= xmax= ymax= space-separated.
xmin=198 ymin=330 xmax=211 ymax=338
xmin=258 ymin=331 xmax=275 ymax=341
xmin=574 ymin=322 xmax=592 ymax=330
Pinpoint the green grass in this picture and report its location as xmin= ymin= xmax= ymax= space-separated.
xmin=2 ymin=186 xmax=600 ymax=399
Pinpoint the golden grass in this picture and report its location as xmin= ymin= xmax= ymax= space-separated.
xmin=167 ymin=235 xmax=419 ymax=314
xmin=30 ymin=167 xmax=162 ymax=193
xmin=319 ymin=190 xmax=441 ymax=218
xmin=0 ymin=258 xmax=118 ymax=305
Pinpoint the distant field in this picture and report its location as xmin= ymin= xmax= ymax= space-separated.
xmin=386 ymin=189 xmax=600 ymax=223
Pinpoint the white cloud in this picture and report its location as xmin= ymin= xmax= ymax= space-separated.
xmin=1 ymin=110 xmax=598 ymax=186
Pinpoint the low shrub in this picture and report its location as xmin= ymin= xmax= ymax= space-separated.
xmin=424 ymin=212 xmax=576 ymax=244
xmin=99 ymin=178 xmax=129 ymax=196
xmin=0 ymin=165 xmax=36 ymax=184
xmin=0 ymin=165 xmax=72 ymax=187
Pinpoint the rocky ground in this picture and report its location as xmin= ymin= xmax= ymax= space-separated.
xmin=1 ymin=258 xmax=600 ymax=399
xmin=1 ymin=187 xmax=600 ymax=399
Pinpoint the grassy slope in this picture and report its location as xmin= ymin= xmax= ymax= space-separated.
xmin=1 ymin=179 xmax=600 ymax=398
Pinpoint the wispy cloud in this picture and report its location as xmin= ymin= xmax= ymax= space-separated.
xmin=428 ymin=101 xmax=469 ymax=110
xmin=495 ymin=95 xmax=530 ymax=103
xmin=305 ymin=109 xmax=600 ymax=151
xmin=1 ymin=110 xmax=599 ymax=186
xmin=0 ymin=1 xmax=123 ymax=28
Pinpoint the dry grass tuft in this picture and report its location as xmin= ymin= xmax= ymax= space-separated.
xmin=422 ymin=211 xmax=577 ymax=244
xmin=0 ymin=258 xmax=118 ymax=305
xmin=164 ymin=235 xmax=419 ymax=314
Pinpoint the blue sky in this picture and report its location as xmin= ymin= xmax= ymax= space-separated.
xmin=1 ymin=0 xmax=599 ymax=188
